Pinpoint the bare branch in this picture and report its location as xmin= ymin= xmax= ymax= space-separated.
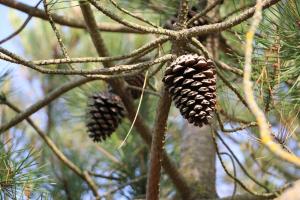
xmin=0 ymin=37 xmax=168 ymax=66
xmin=212 ymin=130 xmax=288 ymax=199
xmin=107 ymin=0 xmax=158 ymax=28
xmin=0 ymin=47 xmax=172 ymax=76
xmin=88 ymin=0 xmax=176 ymax=36
xmin=0 ymin=77 xmax=98 ymax=133
xmin=180 ymin=0 xmax=281 ymax=38
xmin=0 ymin=0 xmax=142 ymax=33
xmin=216 ymin=130 xmax=270 ymax=192
xmin=146 ymin=88 xmax=171 ymax=200
xmin=43 ymin=0 xmax=70 ymax=61
xmin=0 ymin=0 xmax=42 ymax=45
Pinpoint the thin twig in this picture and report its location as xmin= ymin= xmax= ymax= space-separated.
xmin=212 ymin=130 xmax=287 ymax=199
xmin=217 ymin=71 xmax=250 ymax=110
xmin=215 ymin=61 xmax=243 ymax=76
xmin=216 ymin=131 xmax=270 ymax=192
xmin=220 ymin=3 xmax=256 ymax=21
xmin=0 ymin=0 xmax=43 ymax=45
xmin=101 ymin=175 xmax=147 ymax=198
xmin=219 ymin=152 xmax=237 ymax=200
xmin=43 ymin=0 xmax=70 ymax=59
xmin=107 ymin=0 xmax=158 ymax=28
xmin=94 ymin=145 xmax=122 ymax=165
xmin=0 ymin=47 xmax=172 ymax=76
xmin=126 ymin=85 xmax=161 ymax=97
xmin=0 ymin=77 xmax=98 ymax=133
xmin=88 ymin=0 xmax=176 ymax=36
xmin=216 ymin=113 xmax=257 ymax=133
xmin=88 ymin=171 xmax=121 ymax=181
xmin=187 ymin=0 xmax=222 ymax=26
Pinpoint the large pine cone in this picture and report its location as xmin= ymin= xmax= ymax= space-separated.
xmin=86 ymin=92 xmax=126 ymax=142
xmin=163 ymin=54 xmax=216 ymax=127
xmin=125 ymin=73 xmax=145 ymax=99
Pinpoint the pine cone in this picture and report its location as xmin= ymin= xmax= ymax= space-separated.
xmin=163 ymin=54 xmax=216 ymax=127
xmin=125 ymin=74 xmax=145 ymax=99
xmin=86 ymin=92 xmax=126 ymax=142
xmin=164 ymin=6 xmax=208 ymax=42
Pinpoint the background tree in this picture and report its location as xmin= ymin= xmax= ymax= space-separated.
xmin=0 ymin=0 xmax=300 ymax=199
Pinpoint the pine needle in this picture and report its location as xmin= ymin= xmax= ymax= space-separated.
xmin=118 ymin=70 xmax=149 ymax=148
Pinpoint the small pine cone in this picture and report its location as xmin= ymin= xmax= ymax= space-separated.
xmin=163 ymin=54 xmax=216 ymax=127
xmin=125 ymin=74 xmax=145 ymax=99
xmin=86 ymin=92 xmax=126 ymax=142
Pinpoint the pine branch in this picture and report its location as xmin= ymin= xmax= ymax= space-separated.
xmin=88 ymin=0 xmax=176 ymax=36
xmin=180 ymin=0 xmax=281 ymax=38
xmin=0 ymin=47 xmax=172 ymax=76
xmin=0 ymin=36 xmax=168 ymax=66
xmin=146 ymin=88 xmax=171 ymax=200
xmin=0 ymin=77 xmax=98 ymax=133
xmin=107 ymin=0 xmax=158 ymax=28
xmin=243 ymin=0 xmax=300 ymax=166
xmin=3 ymin=100 xmax=100 ymax=199
xmin=43 ymin=0 xmax=71 ymax=61
xmin=0 ymin=0 xmax=142 ymax=33
xmin=79 ymin=2 xmax=192 ymax=198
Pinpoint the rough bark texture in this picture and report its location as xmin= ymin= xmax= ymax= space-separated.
xmin=180 ymin=123 xmax=216 ymax=199
xmin=146 ymin=88 xmax=172 ymax=200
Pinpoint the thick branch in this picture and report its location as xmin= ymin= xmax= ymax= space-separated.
xmin=180 ymin=0 xmax=281 ymax=38
xmin=146 ymin=88 xmax=172 ymax=200
xmin=79 ymin=2 xmax=192 ymax=198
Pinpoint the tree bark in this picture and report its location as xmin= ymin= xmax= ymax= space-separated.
xmin=179 ymin=1 xmax=219 ymax=199
xmin=180 ymin=124 xmax=216 ymax=199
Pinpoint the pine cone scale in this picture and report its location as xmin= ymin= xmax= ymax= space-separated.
xmin=163 ymin=54 xmax=216 ymax=127
xmin=86 ymin=92 xmax=126 ymax=142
